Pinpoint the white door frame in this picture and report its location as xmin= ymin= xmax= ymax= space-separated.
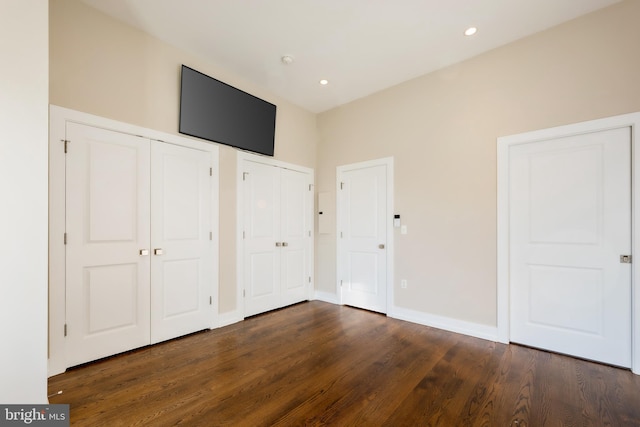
xmin=48 ymin=105 xmax=220 ymax=376
xmin=236 ymin=151 xmax=314 ymax=319
xmin=497 ymin=112 xmax=640 ymax=374
xmin=336 ymin=157 xmax=394 ymax=313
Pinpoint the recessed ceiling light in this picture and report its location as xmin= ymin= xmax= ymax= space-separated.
xmin=464 ymin=27 xmax=478 ymax=36
xmin=319 ymin=79 xmax=329 ymax=85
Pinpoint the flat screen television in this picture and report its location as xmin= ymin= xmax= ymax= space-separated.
xmin=179 ymin=65 xmax=277 ymax=156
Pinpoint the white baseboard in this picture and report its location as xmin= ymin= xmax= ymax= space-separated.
xmin=48 ymin=359 xmax=66 ymax=378
xmin=217 ymin=310 xmax=243 ymax=328
xmin=388 ymin=306 xmax=499 ymax=342
xmin=310 ymin=295 xmax=497 ymax=343
xmin=313 ymin=290 xmax=339 ymax=305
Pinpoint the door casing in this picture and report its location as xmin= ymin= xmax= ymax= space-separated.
xmin=497 ymin=111 xmax=640 ymax=374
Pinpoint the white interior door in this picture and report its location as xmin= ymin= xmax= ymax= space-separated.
xmin=280 ymin=168 xmax=311 ymax=306
xmin=150 ymin=142 xmax=213 ymax=343
xmin=65 ymin=123 xmax=151 ymax=367
xmin=243 ymin=161 xmax=281 ymax=316
xmin=338 ymin=162 xmax=389 ymax=313
xmin=509 ymin=127 xmax=632 ymax=367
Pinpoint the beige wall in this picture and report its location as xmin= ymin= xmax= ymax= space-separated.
xmin=49 ymin=0 xmax=318 ymax=314
xmin=50 ymin=0 xmax=640 ymax=329
xmin=317 ymin=0 xmax=640 ymax=326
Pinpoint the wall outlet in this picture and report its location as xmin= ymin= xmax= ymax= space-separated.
xmin=401 ymin=279 xmax=407 ymax=289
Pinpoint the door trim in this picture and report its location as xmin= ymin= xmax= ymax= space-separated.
xmin=497 ymin=112 xmax=640 ymax=374
xmin=236 ymin=151 xmax=314 ymax=320
xmin=336 ymin=157 xmax=394 ymax=313
xmin=48 ymin=105 xmax=220 ymax=376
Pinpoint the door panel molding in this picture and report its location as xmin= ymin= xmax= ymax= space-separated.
xmin=497 ymin=111 xmax=640 ymax=374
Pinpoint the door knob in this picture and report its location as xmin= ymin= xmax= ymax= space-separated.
xmin=378 ymin=244 xmax=385 ymax=249
xmin=139 ymin=249 xmax=149 ymax=256
xmin=275 ymin=242 xmax=282 ymax=247
xmin=154 ymin=248 xmax=164 ymax=255
xmin=282 ymin=242 xmax=288 ymax=247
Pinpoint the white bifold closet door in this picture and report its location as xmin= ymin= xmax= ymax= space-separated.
xmin=65 ymin=123 xmax=151 ymax=367
xmin=65 ymin=123 xmax=212 ymax=367
xmin=242 ymin=160 xmax=311 ymax=317
xmin=150 ymin=141 xmax=213 ymax=344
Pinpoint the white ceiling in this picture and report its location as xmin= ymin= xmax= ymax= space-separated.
xmin=81 ymin=0 xmax=621 ymax=113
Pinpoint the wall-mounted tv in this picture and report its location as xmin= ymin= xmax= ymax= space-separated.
xmin=179 ymin=65 xmax=277 ymax=156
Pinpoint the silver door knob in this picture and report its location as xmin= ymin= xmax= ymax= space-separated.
xmin=282 ymin=242 xmax=288 ymax=247
xmin=154 ymin=248 xmax=164 ymax=255
xmin=275 ymin=242 xmax=282 ymax=247
xmin=378 ymin=244 xmax=385 ymax=249
xmin=139 ymin=249 xmax=149 ymax=256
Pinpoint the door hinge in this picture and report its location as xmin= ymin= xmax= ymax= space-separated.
xmin=209 ymin=231 xmax=213 ymax=240
xmin=243 ymin=231 xmax=246 ymax=239
xmin=340 ymin=182 xmax=344 ymax=190
xmin=309 ymin=184 xmax=313 ymax=191
xmin=308 ymin=231 xmax=311 ymax=237
xmin=243 ymin=289 xmax=246 ymax=298
xmin=340 ymin=280 xmax=343 ymax=287
xmin=64 ymin=233 xmax=67 ymax=245
xmin=64 ymin=324 xmax=67 ymax=337
xmin=340 ymin=231 xmax=343 ymax=238
xmin=210 ymin=167 xmax=213 ymax=176
xmin=243 ymin=172 xmax=249 ymax=181
xmin=308 ymin=276 xmax=311 ymax=283
xmin=61 ymin=139 xmax=69 ymax=153
xmin=209 ymin=296 xmax=212 ymax=305
xmin=620 ymin=255 xmax=632 ymax=264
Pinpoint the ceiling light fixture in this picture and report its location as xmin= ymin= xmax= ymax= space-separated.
xmin=464 ymin=27 xmax=478 ymax=36
xmin=319 ymin=79 xmax=329 ymax=85
xmin=281 ymin=55 xmax=294 ymax=65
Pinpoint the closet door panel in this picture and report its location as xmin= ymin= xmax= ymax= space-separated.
xmin=280 ymin=169 xmax=310 ymax=306
xmin=65 ymin=123 xmax=151 ymax=367
xmin=243 ymin=161 xmax=281 ymax=316
xmin=150 ymin=142 xmax=213 ymax=343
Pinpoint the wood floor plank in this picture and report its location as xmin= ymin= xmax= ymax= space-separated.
xmin=273 ymin=317 xmax=448 ymax=426
xmin=48 ymin=301 xmax=640 ymax=426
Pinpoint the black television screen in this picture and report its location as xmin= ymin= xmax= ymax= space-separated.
xmin=179 ymin=65 xmax=276 ymax=156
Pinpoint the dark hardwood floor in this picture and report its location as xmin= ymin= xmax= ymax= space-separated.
xmin=48 ymin=301 xmax=640 ymax=426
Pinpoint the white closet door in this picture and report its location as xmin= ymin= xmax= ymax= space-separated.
xmin=243 ymin=161 xmax=281 ymax=317
xmin=65 ymin=123 xmax=151 ymax=367
xmin=150 ymin=142 xmax=213 ymax=343
xmin=280 ymin=168 xmax=310 ymax=306
xmin=509 ymin=127 xmax=632 ymax=367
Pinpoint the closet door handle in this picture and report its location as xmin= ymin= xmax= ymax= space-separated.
xmin=275 ymin=242 xmax=282 ymax=247
xmin=282 ymin=242 xmax=288 ymax=247
xmin=154 ymin=248 xmax=164 ymax=255
xmin=139 ymin=249 xmax=149 ymax=256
